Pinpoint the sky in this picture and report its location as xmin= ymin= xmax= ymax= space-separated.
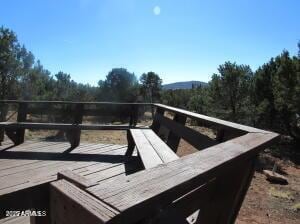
xmin=1 ymin=0 xmax=299 ymax=85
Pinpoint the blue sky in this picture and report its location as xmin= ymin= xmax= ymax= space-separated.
xmin=1 ymin=0 xmax=299 ymax=85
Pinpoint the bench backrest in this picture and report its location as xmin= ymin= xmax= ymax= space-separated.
xmin=150 ymin=104 xmax=270 ymax=152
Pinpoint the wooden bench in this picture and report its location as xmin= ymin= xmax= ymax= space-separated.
xmin=126 ymin=129 xmax=179 ymax=169
xmin=48 ymin=131 xmax=279 ymax=224
xmin=0 ymin=101 xmax=146 ymax=148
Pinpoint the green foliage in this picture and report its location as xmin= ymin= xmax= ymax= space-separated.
xmin=161 ymin=89 xmax=193 ymax=108
xmin=161 ymin=47 xmax=299 ymax=145
xmin=253 ymin=50 xmax=300 ymax=140
xmin=0 ymin=27 xmax=24 ymax=99
xmin=0 ymin=26 xmax=96 ymax=102
xmin=188 ymin=87 xmax=210 ymax=114
xmin=209 ymin=62 xmax=253 ymax=121
xmin=97 ymin=68 xmax=139 ymax=102
xmin=140 ymin=72 xmax=162 ymax=103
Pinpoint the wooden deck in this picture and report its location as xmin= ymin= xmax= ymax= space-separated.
xmin=0 ymin=141 xmax=142 ymax=223
xmin=0 ymin=141 xmax=141 ymax=196
xmin=0 ymin=101 xmax=279 ymax=224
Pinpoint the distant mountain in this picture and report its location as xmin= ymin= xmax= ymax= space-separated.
xmin=163 ymin=81 xmax=208 ymax=90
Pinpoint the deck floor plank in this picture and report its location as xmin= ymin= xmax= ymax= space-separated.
xmin=0 ymin=140 xmax=143 ymax=224
xmin=0 ymin=141 xmax=138 ymax=197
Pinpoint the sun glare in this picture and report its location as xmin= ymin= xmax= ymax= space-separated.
xmin=153 ymin=6 xmax=161 ymax=15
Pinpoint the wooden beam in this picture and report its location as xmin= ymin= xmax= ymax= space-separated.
xmin=0 ymin=122 xmax=147 ymax=130
xmin=153 ymin=104 xmax=272 ymax=134
xmin=0 ymin=103 xmax=8 ymax=145
xmin=150 ymin=107 xmax=165 ymax=134
xmin=156 ymin=114 xmax=217 ymax=150
xmin=166 ymin=113 xmax=187 ymax=151
xmin=129 ymin=104 xmax=139 ymax=126
xmin=15 ymin=103 xmax=27 ymax=145
xmin=50 ymin=179 xmax=119 ymax=224
xmin=57 ymin=170 xmax=98 ymax=189
xmin=216 ymin=128 xmax=243 ymax=142
xmin=67 ymin=103 xmax=84 ymax=148
xmin=125 ymin=130 xmax=135 ymax=156
xmin=0 ymin=100 xmax=151 ymax=106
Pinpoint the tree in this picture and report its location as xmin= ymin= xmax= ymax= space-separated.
xmin=0 ymin=27 xmax=22 ymax=100
xmin=252 ymin=59 xmax=278 ymax=128
xmin=252 ymin=50 xmax=300 ymax=142
xmin=139 ymin=72 xmax=162 ymax=103
xmin=98 ymin=68 xmax=138 ymax=102
xmin=188 ymin=86 xmax=210 ymax=115
xmin=209 ymin=62 xmax=253 ymax=121
xmin=272 ymin=51 xmax=300 ymax=141
xmin=19 ymin=59 xmax=54 ymax=100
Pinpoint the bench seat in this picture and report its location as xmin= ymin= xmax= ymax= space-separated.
xmin=128 ymin=129 xmax=179 ymax=169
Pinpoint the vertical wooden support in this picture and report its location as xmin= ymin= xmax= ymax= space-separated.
xmin=129 ymin=104 xmax=139 ymax=126
xmin=197 ymin=158 xmax=256 ymax=224
xmin=166 ymin=113 xmax=187 ymax=152
xmin=0 ymin=103 xmax=7 ymax=145
xmin=216 ymin=129 xmax=225 ymax=142
xmin=216 ymin=128 xmax=244 ymax=143
xmin=150 ymin=107 xmax=165 ymax=134
xmin=69 ymin=103 xmax=84 ymax=148
xmin=126 ymin=130 xmax=135 ymax=156
xmin=15 ymin=102 xmax=28 ymax=145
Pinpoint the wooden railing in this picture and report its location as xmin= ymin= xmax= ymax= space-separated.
xmin=0 ymin=100 xmax=279 ymax=224
xmin=0 ymin=100 xmax=151 ymax=147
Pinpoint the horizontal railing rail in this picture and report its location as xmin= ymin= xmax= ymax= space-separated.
xmin=0 ymin=100 xmax=151 ymax=105
xmin=0 ymin=101 xmax=154 ymax=147
xmin=153 ymin=103 xmax=272 ymax=134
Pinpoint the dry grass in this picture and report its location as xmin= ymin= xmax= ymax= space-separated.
xmin=269 ymin=187 xmax=294 ymax=201
xmin=291 ymin=203 xmax=300 ymax=212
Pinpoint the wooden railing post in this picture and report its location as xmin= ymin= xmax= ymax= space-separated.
xmin=151 ymin=106 xmax=165 ymax=134
xmin=216 ymin=128 xmax=244 ymax=143
xmin=15 ymin=102 xmax=28 ymax=145
xmin=125 ymin=130 xmax=135 ymax=156
xmin=166 ymin=113 xmax=187 ymax=152
xmin=0 ymin=103 xmax=7 ymax=145
xmin=129 ymin=104 xmax=139 ymax=126
xmin=70 ymin=103 xmax=84 ymax=148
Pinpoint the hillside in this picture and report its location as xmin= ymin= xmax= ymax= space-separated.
xmin=163 ymin=81 xmax=208 ymax=90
